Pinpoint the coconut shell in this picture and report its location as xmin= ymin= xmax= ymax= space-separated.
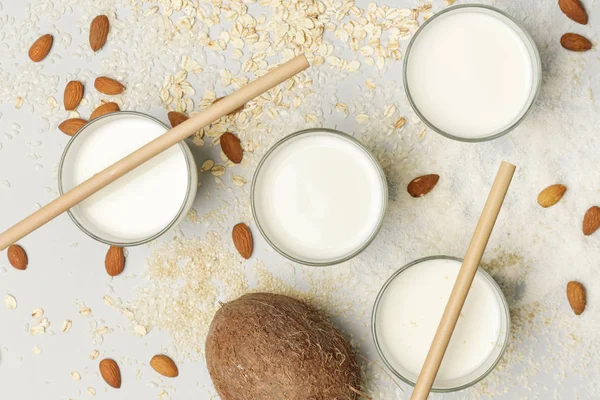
xmin=205 ymin=293 xmax=362 ymax=400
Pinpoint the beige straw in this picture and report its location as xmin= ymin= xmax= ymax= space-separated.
xmin=0 ymin=55 xmax=310 ymax=250
xmin=410 ymin=161 xmax=516 ymax=400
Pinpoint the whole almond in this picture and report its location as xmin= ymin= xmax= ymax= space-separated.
xmin=559 ymin=0 xmax=588 ymax=24
xmin=94 ymin=76 xmax=125 ymax=95
xmin=582 ymin=206 xmax=600 ymax=236
xmin=560 ymin=33 xmax=592 ymax=52
xmin=7 ymin=244 xmax=28 ymax=271
xmin=90 ymin=15 xmax=110 ymax=52
xmin=64 ymin=81 xmax=84 ymax=110
xmin=105 ymin=246 xmax=125 ymax=277
xmin=214 ymin=96 xmax=245 ymax=114
xmin=99 ymin=359 xmax=122 ymax=388
xmin=150 ymin=355 xmax=179 ymax=378
xmin=537 ymin=184 xmax=567 ymax=208
xmin=28 ymin=34 xmax=53 ymax=62
xmin=58 ymin=118 xmax=88 ymax=136
xmin=407 ymin=174 xmax=440 ymax=198
xmin=220 ymin=132 xmax=243 ymax=164
xmin=566 ymin=281 xmax=586 ymax=315
xmin=91 ymin=102 xmax=120 ymax=120
xmin=168 ymin=111 xmax=189 ymax=128
xmin=232 ymin=223 xmax=253 ymax=259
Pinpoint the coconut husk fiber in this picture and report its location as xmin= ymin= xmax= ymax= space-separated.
xmin=205 ymin=292 xmax=363 ymax=400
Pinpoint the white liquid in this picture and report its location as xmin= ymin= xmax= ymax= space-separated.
xmin=406 ymin=9 xmax=535 ymax=139
xmin=61 ymin=114 xmax=194 ymax=243
xmin=253 ymin=131 xmax=386 ymax=264
xmin=376 ymin=258 xmax=505 ymax=386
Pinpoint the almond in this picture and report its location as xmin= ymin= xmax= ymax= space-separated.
xmin=537 ymin=184 xmax=567 ymax=208
xmin=214 ymin=96 xmax=245 ymax=114
xmin=58 ymin=118 xmax=88 ymax=136
xmin=560 ymin=33 xmax=592 ymax=52
xmin=99 ymin=359 xmax=122 ymax=388
xmin=559 ymin=0 xmax=588 ymax=25
xmin=28 ymin=34 xmax=53 ymax=62
xmin=150 ymin=355 xmax=179 ymax=378
xmin=232 ymin=223 xmax=253 ymax=259
xmin=7 ymin=244 xmax=27 ymax=271
xmin=168 ymin=111 xmax=189 ymax=128
xmin=582 ymin=206 xmax=600 ymax=236
xmin=105 ymin=246 xmax=125 ymax=277
xmin=566 ymin=281 xmax=586 ymax=315
xmin=89 ymin=15 xmax=110 ymax=52
xmin=94 ymin=76 xmax=125 ymax=95
xmin=407 ymin=174 xmax=439 ymax=198
xmin=64 ymin=81 xmax=84 ymax=110
xmin=220 ymin=132 xmax=243 ymax=164
xmin=90 ymin=102 xmax=120 ymax=120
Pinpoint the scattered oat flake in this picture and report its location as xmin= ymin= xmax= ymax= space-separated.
xmin=134 ymin=324 xmax=147 ymax=336
xmin=211 ymin=165 xmax=226 ymax=177
xmin=87 ymin=387 xmax=96 ymax=396
xmin=79 ymin=307 xmax=91 ymax=316
xmin=394 ymin=117 xmax=407 ymax=129
xmin=62 ymin=320 xmax=72 ymax=333
xmin=32 ymin=308 xmax=44 ymax=319
xmin=30 ymin=325 xmax=45 ymax=335
xmin=5 ymin=294 xmax=17 ymax=310
xmin=71 ymin=372 xmax=81 ymax=381
xmin=200 ymin=160 xmax=214 ymax=171
xmin=15 ymin=97 xmax=23 ymax=109
xmin=384 ymin=104 xmax=396 ymax=118
xmin=96 ymin=326 xmax=110 ymax=335
xmin=355 ymin=114 xmax=369 ymax=123
xmin=89 ymin=350 xmax=99 ymax=360
xmin=232 ymin=176 xmax=247 ymax=187
xmin=32 ymin=346 xmax=41 ymax=354
xmin=103 ymin=295 xmax=114 ymax=307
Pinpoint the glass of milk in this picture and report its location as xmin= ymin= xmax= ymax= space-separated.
xmin=372 ymin=256 xmax=510 ymax=392
xmin=251 ymin=128 xmax=388 ymax=266
xmin=58 ymin=112 xmax=198 ymax=246
xmin=404 ymin=5 xmax=542 ymax=142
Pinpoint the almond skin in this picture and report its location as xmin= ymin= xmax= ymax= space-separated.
xmin=105 ymin=246 xmax=125 ymax=277
xmin=582 ymin=206 xmax=600 ymax=236
xmin=559 ymin=0 xmax=588 ymax=24
xmin=28 ymin=34 xmax=53 ymax=62
xmin=537 ymin=184 xmax=567 ymax=208
xmin=168 ymin=111 xmax=189 ymax=128
xmin=220 ymin=132 xmax=243 ymax=164
xmin=64 ymin=81 xmax=84 ymax=110
xmin=566 ymin=281 xmax=586 ymax=315
xmin=407 ymin=174 xmax=439 ymax=198
xmin=99 ymin=359 xmax=122 ymax=389
xmin=214 ymin=96 xmax=245 ymax=114
xmin=561 ymin=33 xmax=592 ymax=52
xmin=7 ymin=244 xmax=28 ymax=271
xmin=94 ymin=76 xmax=125 ymax=95
xmin=89 ymin=15 xmax=110 ymax=51
xmin=91 ymin=102 xmax=120 ymax=120
xmin=232 ymin=223 xmax=253 ymax=259
xmin=58 ymin=118 xmax=88 ymax=136
xmin=150 ymin=355 xmax=179 ymax=378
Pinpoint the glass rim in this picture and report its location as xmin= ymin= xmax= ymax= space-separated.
xmin=250 ymin=128 xmax=388 ymax=267
xmin=371 ymin=255 xmax=511 ymax=392
xmin=57 ymin=111 xmax=196 ymax=247
xmin=403 ymin=4 xmax=543 ymax=143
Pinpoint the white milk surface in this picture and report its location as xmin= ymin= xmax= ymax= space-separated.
xmin=61 ymin=114 xmax=190 ymax=242
xmin=406 ymin=9 xmax=534 ymax=139
xmin=376 ymin=258 xmax=504 ymax=384
xmin=253 ymin=131 xmax=385 ymax=263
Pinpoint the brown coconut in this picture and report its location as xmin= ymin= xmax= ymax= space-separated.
xmin=205 ymin=293 xmax=362 ymax=400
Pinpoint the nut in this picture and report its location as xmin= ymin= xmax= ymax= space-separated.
xmin=105 ymin=246 xmax=125 ymax=277
xmin=560 ymin=33 xmax=592 ymax=52
xmin=99 ymin=359 xmax=122 ymax=388
xmin=64 ymin=81 xmax=84 ymax=110
xmin=168 ymin=111 xmax=189 ymax=128
xmin=407 ymin=174 xmax=440 ymax=198
xmin=7 ymin=244 xmax=27 ymax=270
xmin=94 ymin=77 xmax=125 ymax=95
xmin=90 ymin=15 xmax=110 ymax=51
xmin=537 ymin=184 xmax=567 ymax=208
xmin=28 ymin=34 xmax=53 ymax=62
xmin=566 ymin=281 xmax=586 ymax=315
xmin=58 ymin=118 xmax=88 ymax=136
xmin=220 ymin=132 xmax=243 ymax=164
xmin=150 ymin=355 xmax=179 ymax=378
xmin=90 ymin=102 xmax=120 ymax=120
xmin=232 ymin=223 xmax=253 ymax=259
xmin=559 ymin=0 xmax=588 ymax=24
xmin=582 ymin=206 xmax=600 ymax=236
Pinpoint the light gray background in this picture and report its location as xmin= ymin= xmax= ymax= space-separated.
xmin=1 ymin=0 xmax=599 ymax=399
